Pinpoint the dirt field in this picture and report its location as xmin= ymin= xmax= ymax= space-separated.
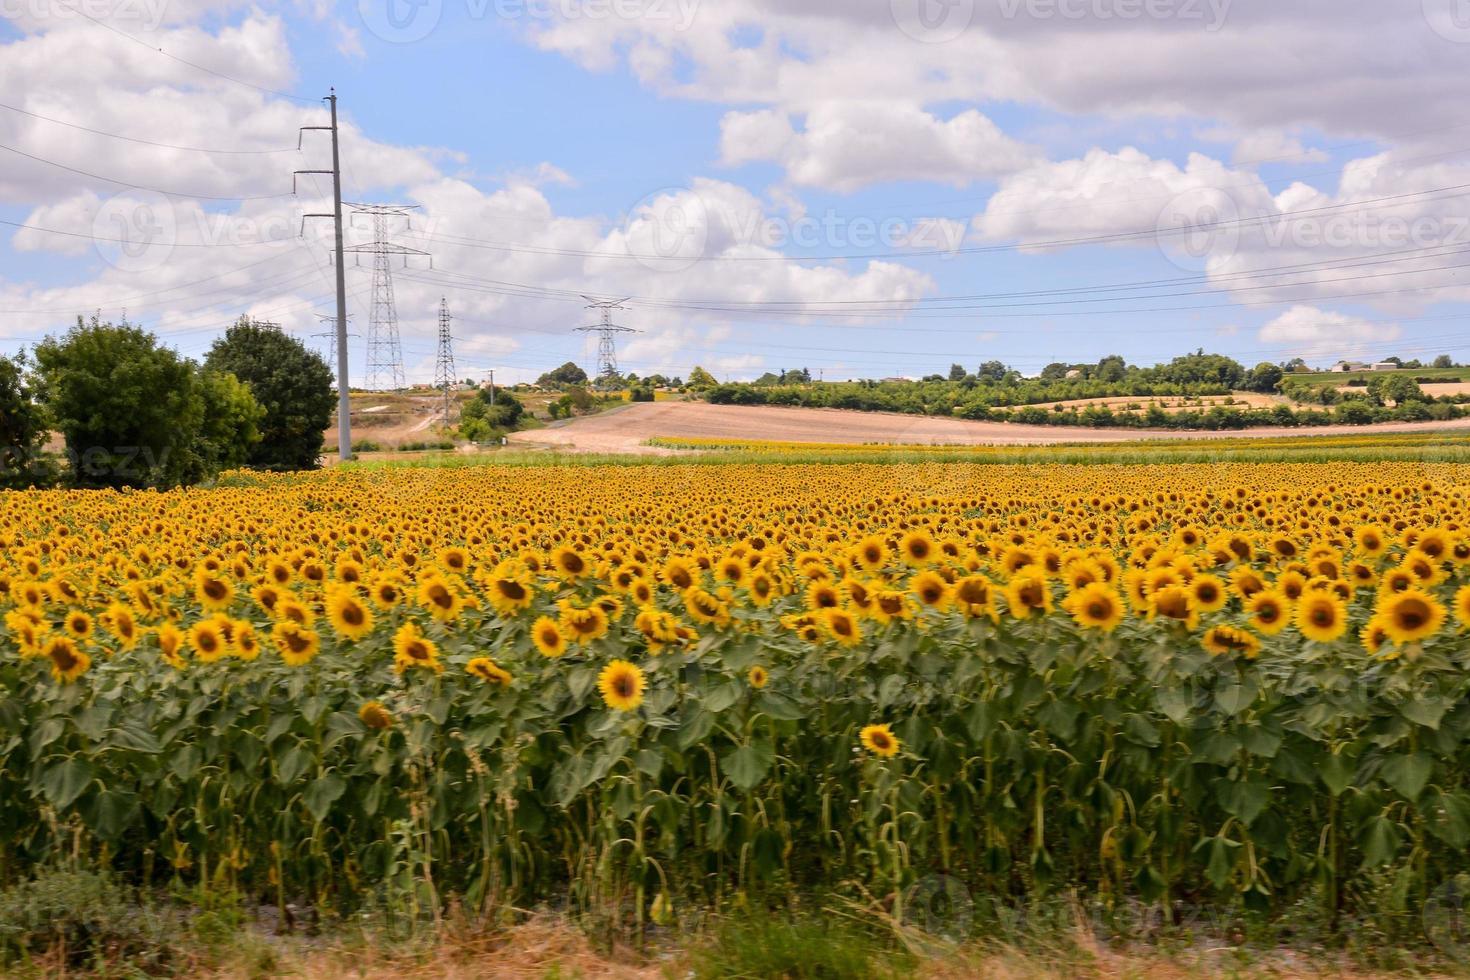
xmin=505 ymin=402 xmax=1470 ymax=454
xmin=1037 ymin=392 xmax=1280 ymax=413
xmin=1335 ymin=382 xmax=1470 ymax=397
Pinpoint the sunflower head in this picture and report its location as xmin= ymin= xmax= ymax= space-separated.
xmin=359 ymin=701 xmax=394 ymax=730
xmin=859 ymin=723 xmax=900 ymax=759
xmin=598 ymin=659 xmax=646 ymax=712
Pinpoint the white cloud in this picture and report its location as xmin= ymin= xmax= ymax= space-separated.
xmin=720 ymin=102 xmax=1035 ymax=192
xmin=1257 ymin=305 xmax=1401 ymax=361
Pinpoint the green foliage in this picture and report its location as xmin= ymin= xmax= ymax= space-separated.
xmin=629 ymin=385 xmax=655 ymax=402
xmin=689 ymin=914 xmax=912 ymax=980
xmin=1242 ymin=362 xmax=1285 ymax=394
xmin=0 ymin=352 xmax=55 ymax=489
xmin=538 ymin=361 xmax=589 ymax=388
xmin=31 ymin=316 xmax=247 ymax=488
xmin=0 ymin=869 xmax=170 ymax=970
xmin=460 ymin=388 xmax=525 ymax=438
xmin=191 ymin=370 xmax=266 ymax=480
xmin=687 ymin=366 xmax=718 ymax=390
xmin=205 ymin=319 xmax=336 ymax=471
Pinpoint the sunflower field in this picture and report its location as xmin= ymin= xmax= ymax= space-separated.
xmin=3 ymin=460 xmax=1470 ymax=933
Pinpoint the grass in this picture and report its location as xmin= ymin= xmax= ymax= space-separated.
xmin=324 ymin=428 xmax=1470 ymax=472
xmin=1285 ymin=368 xmax=1467 ymax=387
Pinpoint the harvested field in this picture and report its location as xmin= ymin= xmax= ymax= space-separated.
xmin=506 ymin=401 xmax=1470 ymax=454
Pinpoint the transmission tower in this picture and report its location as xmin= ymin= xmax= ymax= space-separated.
xmin=574 ymin=296 xmax=637 ymax=385
xmin=433 ymin=297 xmax=457 ymax=423
xmin=312 ymin=313 xmax=356 ymax=384
xmin=343 ymin=203 xmax=429 ymax=391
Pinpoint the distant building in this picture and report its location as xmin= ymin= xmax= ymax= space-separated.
xmin=1331 ymin=360 xmax=1369 ymax=372
xmin=1065 ymin=368 xmax=1083 ymax=379
xmin=1370 ymin=362 xmax=1398 ymax=371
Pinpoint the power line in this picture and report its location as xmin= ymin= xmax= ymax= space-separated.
xmin=574 ymin=296 xmax=636 ymax=383
xmin=0 ymin=216 xmax=289 ymax=248
xmin=0 ymin=101 xmax=300 ymax=154
xmin=397 ymin=181 xmax=1470 ymax=263
xmin=434 ymin=297 xmax=456 ymax=423
xmin=0 ymin=140 xmax=294 ymax=201
xmin=51 ymin=0 xmax=318 ymax=105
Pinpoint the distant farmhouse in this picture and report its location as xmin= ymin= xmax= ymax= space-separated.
xmin=1330 ymin=360 xmax=1397 ymax=372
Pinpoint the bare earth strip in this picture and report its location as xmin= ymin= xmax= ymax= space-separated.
xmin=506 ymin=402 xmax=1470 ymax=454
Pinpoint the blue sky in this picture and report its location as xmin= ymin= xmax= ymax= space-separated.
xmin=4 ymin=0 xmax=1470 ymax=384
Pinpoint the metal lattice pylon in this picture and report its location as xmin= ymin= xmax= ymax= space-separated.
xmin=434 ymin=297 xmax=456 ymax=423
xmin=312 ymin=313 xmax=356 ymax=388
xmin=344 ymin=204 xmax=429 ymax=392
xmin=574 ymin=295 xmax=637 ymax=385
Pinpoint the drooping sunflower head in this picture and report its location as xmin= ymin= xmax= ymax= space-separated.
xmin=467 ymin=657 xmax=513 ymax=687
xmin=44 ymin=636 xmax=91 ymax=683
xmin=1201 ymin=624 xmax=1261 ymax=659
xmin=359 ymin=700 xmax=394 ymax=730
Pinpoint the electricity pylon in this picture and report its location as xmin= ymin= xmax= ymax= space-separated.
xmin=343 ymin=203 xmax=429 ymax=391
xmin=313 ymin=313 xmax=356 ymax=387
xmin=433 ymin=297 xmax=457 ymax=424
xmin=575 ymin=295 xmax=636 ymax=386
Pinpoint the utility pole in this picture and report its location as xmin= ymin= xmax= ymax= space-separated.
xmin=296 ymin=89 xmax=353 ymax=461
xmin=433 ymin=297 xmax=456 ymax=424
xmin=488 ymin=369 xmax=495 ymax=407
xmin=574 ymin=295 xmax=637 ymax=386
xmin=344 ymin=203 xmax=427 ymax=391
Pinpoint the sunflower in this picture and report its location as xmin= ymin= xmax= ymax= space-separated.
xmin=1355 ymin=524 xmax=1388 ymax=558
xmin=898 ymin=530 xmax=936 ymax=566
xmin=43 ymin=636 xmax=91 ymax=683
xmin=852 ymin=535 xmax=888 ymax=572
xmin=550 ymin=545 xmax=590 ymax=580
xmin=1062 ymin=582 xmax=1124 ymax=632
xmin=1201 ymin=624 xmax=1261 ymax=659
xmin=483 ymin=561 xmax=535 ymax=616
xmin=598 ymin=659 xmax=646 ymax=712
xmin=156 ymin=622 xmax=185 ymax=669
xmin=859 ymin=723 xmax=900 ymax=758
xmin=1456 ymin=585 xmax=1470 ymax=630
xmin=326 ymin=587 xmax=375 ymax=642
xmin=233 ymin=622 xmax=261 ymax=661
xmin=272 ymin=621 xmax=321 ymax=667
xmin=1375 ymin=587 xmax=1446 ymax=645
xmin=683 ymin=587 xmax=731 ymax=627
xmin=1005 ymin=573 xmax=1052 ymax=619
xmin=417 ymin=575 xmax=466 ymax=622
xmin=62 ymin=609 xmax=93 ymax=641
xmin=277 ymin=598 xmax=315 ymax=627
xmin=358 ymin=701 xmax=394 ymax=730
xmin=437 ymin=546 xmax=471 ymax=575
xmin=661 ymin=556 xmax=698 ymax=592
xmin=392 ymin=621 xmax=441 ymax=674
xmin=748 ymin=665 xmax=769 ymax=689
xmin=559 ymin=602 xmax=611 ymax=643
xmin=467 ymin=657 xmax=513 ymax=687
xmin=1245 ymin=588 xmax=1291 ymax=635
xmin=194 ymin=570 xmax=234 ymax=612
xmin=251 ymin=584 xmax=283 ymax=616
xmin=370 ymin=575 xmax=407 ymax=609
xmin=1295 ymin=593 xmax=1348 ymax=643
xmin=531 ymin=615 xmax=570 ymax=658
xmin=188 ymin=619 xmax=230 ymax=663
xmin=1147 ymin=585 xmax=1199 ymax=630
xmin=823 ymin=607 xmax=863 ymax=647
xmin=911 ymin=570 xmax=952 ymax=609
xmin=1188 ymin=574 xmax=1228 ymax=613
xmin=1361 ymin=617 xmax=1391 ymax=656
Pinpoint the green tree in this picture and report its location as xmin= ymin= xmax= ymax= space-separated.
xmin=687 ymin=366 xmax=718 ymax=390
xmin=1094 ymin=354 xmax=1128 ymax=382
xmin=32 ymin=318 xmax=205 ymax=488
xmin=537 ymin=361 xmax=589 ymax=387
xmin=0 ymin=351 xmax=55 ymax=488
xmin=1243 ymin=362 xmax=1284 ymax=394
xmin=1433 ymin=354 xmax=1455 ymax=369
xmin=1369 ymin=374 xmax=1424 ymax=407
xmin=948 ymin=363 xmax=968 ymax=382
xmin=976 ymin=360 xmax=1009 ymax=383
xmin=204 ymin=319 xmax=335 ymax=470
xmin=188 ymin=370 xmax=265 ymax=480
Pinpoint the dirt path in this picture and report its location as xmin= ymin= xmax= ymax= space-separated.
xmin=506 ymin=402 xmax=1470 ymax=454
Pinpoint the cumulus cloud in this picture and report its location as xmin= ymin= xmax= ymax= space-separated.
xmin=720 ymin=103 xmax=1035 ymax=192
xmin=1257 ymin=305 xmax=1401 ymax=361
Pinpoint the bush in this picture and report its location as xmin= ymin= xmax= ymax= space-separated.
xmin=0 ymin=869 xmax=169 ymax=969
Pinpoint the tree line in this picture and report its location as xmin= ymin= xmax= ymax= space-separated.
xmin=1 ymin=317 xmax=335 ymax=490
